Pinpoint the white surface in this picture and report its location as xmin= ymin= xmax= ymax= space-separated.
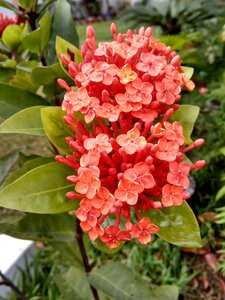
xmin=0 ymin=234 xmax=33 ymax=274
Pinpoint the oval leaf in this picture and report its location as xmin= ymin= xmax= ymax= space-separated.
xmin=0 ymin=212 xmax=75 ymax=242
xmin=0 ymin=83 xmax=46 ymax=119
xmin=170 ymin=104 xmax=199 ymax=144
xmin=0 ymin=106 xmax=46 ymax=135
xmin=182 ymin=66 xmax=194 ymax=80
xmin=89 ymin=262 xmax=179 ymax=300
xmin=41 ymin=106 xmax=74 ymax=154
xmin=0 ymin=162 xmax=77 ymax=213
xmin=145 ymin=201 xmax=201 ymax=247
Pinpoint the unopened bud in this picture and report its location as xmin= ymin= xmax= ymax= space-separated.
xmin=86 ymin=26 xmax=95 ymax=38
xmin=185 ymin=80 xmax=195 ymax=92
xmin=194 ymin=139 xmax=205 ymax=147
xmin=145 ymin=27 xmax=152 ymax=37
xmin=110 ymin=23 xmax=117 ymax=35
xmin=60 ymin=54 xmax=70 ymax=65
xmin=57 ymin=79 xmax=71 ymax=91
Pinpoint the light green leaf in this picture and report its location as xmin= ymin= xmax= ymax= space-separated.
xmin=56 ymin=36 xmax=82 ymax=77
xmin=19 ymin=0 xmax=36 ymax=9
xmin=2 ymin=24 xmax=26 ymax=49
xmin=0 ymin=162 xmax=77 ymax=213
xmin=89 ymin=262 xmax=179 ymax=300
xmin=41 ymin=106 xmax=74 ymax=154
xmin=47 ymin=0 xmax=79 ymax=64
xmin=55 ymin=266 xmax=94 ymax=300
xmin=145 ymin=201 xmax=201 ymax=247
xmin=216 ymin=185 xmax=225 ymax=201
xmin=23 ymin=12 xmax=52 ymax=53
xmin=0 ymin=83 xmax=46 ymax=119
xmin=0 ymin=212 xmax=75 ymax=242
xmin=182 ymin=66 xmax=194 ymax=80
xmin=0 ymin=106 xmax=46 ymax=135
xmin=0 ymin=151 xmax=19 ymax=185
xmin=170 ymin=104 xmax=199 ymax=144
xmin=1 ymin=156 xmax=54 ymax=189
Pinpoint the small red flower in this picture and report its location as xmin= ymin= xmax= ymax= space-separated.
xmin=100 ymin=225 xmax=131 ymax=249
xmin=131 ymin=217 xmax=160 ymax=245
xmin=75 ymin=170 xmax=101 ymax=199
xmin=114 ymin=179 xmax=143 ymax=205
xmin=162 ymin=184 xmax=184 ymax=207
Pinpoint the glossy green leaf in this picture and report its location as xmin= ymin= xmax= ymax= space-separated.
xmin=0 ymin=106 xmax=46 ymax=135
xmin=2 ymin=24 xmax=26 ymax=49
xmin=41 ymin=106 xmax=74 ymax=154
xmin=23 ymin=12 xmax=52 ymax=53
xmin=0 ymin=0 xmax=23 ymax=15
xmin=47 ymin=0 xmax=79 ymax=64
xmin=0 ymin=83 xmax=46 ymax=119
xmin=0 ymin=151 xmax=19 ymax=185
xmin=56 ymin=36 xmax=82 ymax=77
xmin=37 ymin=0 xmax=56 ymax=14
xmin=55 ymin=267 xmax=94 ymax=300
xmin=182 ymin=66 xmax=194 ymax=80
xmin=89 ymin=262 xmax=179 ymax=300
xmin=0 ymin=212 xmax=75 ymax=241
xmin=0 ymin=162 xmax=77 ymax=213
xmin=1 ymin=156 xmax=54 ymax=189
xmin=145 ymin=201 xmax=201 ymax=247
xmin=170 ymin=104 xmax=199 ymax=144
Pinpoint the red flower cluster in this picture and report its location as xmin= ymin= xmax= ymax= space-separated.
xmin=56 ymin=24 xmax=205 ymax=249
xmin=0 ymin=13 xmax=17 ymax=37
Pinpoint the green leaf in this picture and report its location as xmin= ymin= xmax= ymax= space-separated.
xmin=41 ymin=107 xmax=73 ymax=154
xmin=19 ymin=0 xmax=36 ymax=10
xmin=0 ymin=0 xmax=23 ymax=15
xmin=55 ymin=267 xmax=94 ymax=300
xmin=89 ymin=262 xmax=179 ymax=300
xmin=182 ymin=66 xmax=194 ymax=80
xmin=0 ymin=212 xmax=76 ymax=242
xmin=2 ymin=24 xmax=26 ymax=50
xmin=1 ymin=156 xmax=54 ymax=189
xmin=56 ymin=36 xmax=82 ymax=77
xmin=50 ymin=241 xmax=82 ymax=268
xmin=37 ymin=0 xmax=56 ymax=14
xmin=170 ymin=104 xmax=199 ymax=144
xmin=11 ymin=61 xmax=39 ymax=92
xmin=23 ymin=12 xmax=52 ymax=53
xmin=145 ymin=201 xmax=201 ymax=247
xmin=0 ymin=66 xmax=15 ymax=83
xmin=216 ymin=185 xmax=225 ymax=201
xmin=47 ymin=0 xmax=79 ymax=64
xmin=0 ymin=162 xmax=77 ymax=213
xmin=31 ymin=63 xmax=72 ymax=86
xmin=0 ymin=106 xmax=46 ymax=135
xmin=0 ymin=83 xmax=46 ymax=119
xmin=0 ymin=151 xmax=20 ymax=185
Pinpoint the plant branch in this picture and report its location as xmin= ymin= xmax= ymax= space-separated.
xmin=75 ymin=221 xmax=100 ymax=300
xmin=0 ymin=270 xmax=28 ymax=300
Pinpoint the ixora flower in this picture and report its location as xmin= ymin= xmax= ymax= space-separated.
xmin=56 ymin=24 xmax=205 ymax=249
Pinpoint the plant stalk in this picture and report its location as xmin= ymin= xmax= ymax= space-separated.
xmin=0 ymin=271 xmax=28 ymax=300
xmin=75 ymin=221 xmax=100 ymax=300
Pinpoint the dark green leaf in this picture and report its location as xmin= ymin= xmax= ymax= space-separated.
xmin=23 ymin=12 xmax=52 ymax=53
xmin=0 ymin=66 xmax=15 ymax=83
xmin=0 ymin=162 xmax=77 ymax=213
xmin=89 ymin=262 xmax=179 ymax=300
xmin=47 ymin=0 xmax=79 ymax=64
xmin=50 ymin=240 xmax=82 ymax=268
xmin=0 ymin=212 xmax=75 ymax=242
xmin=145 ymin=201 xmax=201 ymax=247
xmin=55 ymin=266 xmax=94 ymax=300
xmin=0 ymin=150 xmax=19 ymax=185
xmin=170 ymin=104 xmax=199 ymax=144
xmin=41 ymin=106 xmax=74 ymax=154
xmin=0 ymin=106 xmax=46 ymax=135
xmin=1 ymin=156 xmax=54 ymax=189
xmin=0 ymin=83 xmax=46 ymax=119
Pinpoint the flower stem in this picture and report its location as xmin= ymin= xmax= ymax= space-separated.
xmin=75 ymin=221 xmax=100 ymax=300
